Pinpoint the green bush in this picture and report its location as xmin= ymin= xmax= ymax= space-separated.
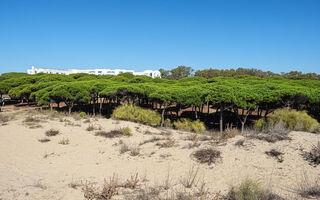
xmin=173 ymin=118 xmax=206 ymax=132
xmin=79 ymin=112 xmax=87 ymax=118
xmin=254 ymin=108 xmax=319 ymax=133
xmin=164 ymin=118 xmax=172 ymax=127
xmin=111 ymin=105 xmax=161 ymax=126
xmin=225 ymin=179 xmax=283 ymax=200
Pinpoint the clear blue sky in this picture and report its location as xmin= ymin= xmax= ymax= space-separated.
xmin=1 ymin=0 xmax=320 ymax=74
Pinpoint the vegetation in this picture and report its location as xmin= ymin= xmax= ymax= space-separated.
xmin=303 ymin=142 xmax=320 ymax=166
xmin=95 ymin=127 xmax=132 ymax=138
xmin=45 ymin=128 xmax=60 ymax=136
xmin=225 ymin=178 xmax=284 ymax=200
xmin=192 ymin=148 xmax=221 ymax=165
xmin=111 ymin=105 xmax=161 ymax=126
xmin=173 ymin=118 xmax=206 ymax=132
xmin=255 ymin=109 xmax=320 ymax=133
xmin=1 ymin=68 xmax=320 ymax=133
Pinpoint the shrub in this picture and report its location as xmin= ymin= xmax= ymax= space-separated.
xmin=45 ymin=129 xmax=60 ymax=136
xmin=95 ymin=127 xmax=131 ymax=138
xmin=173 ymin=118 xmax=206 ymax=132
xmin=120 ymin=127 xmax=132 ymax=136
xmin=24 ymin=116 xmax=40 ymax=123
xmin=164 ymin=118 xmax=172 ymax=127
xmin=38 ymin=138 xmax=51 ymax=143
xmin=86 ymin=124 xmax=101 ymax=131
xmin=0 ymin=114 xmax=10 ymax=123
xmin=225 ymin=179 xmax=284 ymax=200
xmin=192 ymin=148 xmax=221 ymax=165
xmin=156 ymin=138 xmax=175 ymax=148
xmin=79 ymin=112 xmax=87 ymax=118
xmin=303 ymin=142 xmax=320 ymax=166
xmin=112 ymin=105 xmax=161 ymax=126
xmin=58 ymin=138 xmax=70 ymax=145
xmin=297 ymin=174 xmax=320 ymax=199
xmin=254 ymin=108 xmax=319 ymax=133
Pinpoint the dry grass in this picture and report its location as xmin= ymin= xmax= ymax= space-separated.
xmin=224 ymin=178 xmax=284 ymax=200
xmin=86 ymin=124 xmax=98 ymax=131
xmin=235 ymin=139 xmax=245 ymax=147
xmin=24 ymin=116 xmax=40 ymax=123
xmin=82 ymin=175 xmax=119 ymax=200
xmin=302 ymin=142 xmax=320 ymax=166
xmin=95 ymin=127 xmax=132 ymax=138
xmin=58 ymin=138 xmax=70 ymax=145
xmin=129 ymin=146 xmax=140 ymax=156
xmin=179 ymin=165 xmax=200 ymax=188
xmin=249 ymin=132 xmax=291 ymax=143
xmin=193 ymin=148 xmax=221 ymax=165
xmin=45 ymin=128 xmax=60 ymax=136
xmin=296 ymin=173 xmax=320 ymax=199
xmin=157 ymin=138 xmax=175 ymax=148
xmin=38 ymin=138 xmax=50 ymax=143
xmin=119 ymin=143 xmax=130 ymax=154
xmin=0 ymin=113 xmax=10 ymax=124
xmin=123 ymin=173 xmax=139 ymax=189
xmin=265 ymin=149 xmax=283 ymax=158
xmin=265 ymin=149 xmax=284 ymax=163
xmin=139 ymin=136 xmax=164 ymax=146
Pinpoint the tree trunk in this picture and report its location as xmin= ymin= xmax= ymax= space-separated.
xmin=195 ymin=106 xmax=198 ymax=119
xmin=68 ymin=106 xmax=72 ymax=115
xmin=220 ymin=104 xmax=224 ymax=133
xmin=161 ymin=104 xmax=166 ymax=127
xmin=241 ymin=122 xmax=245 ymax=133
xmin=207 ymin=101 xmax=210 ymax=115
xmin=99 ymin=98 xmax=103 ymax=116
xmin=92 ymin=99 xmax=96 ymax=116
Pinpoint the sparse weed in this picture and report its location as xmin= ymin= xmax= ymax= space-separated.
xmin=180 ymin=165 xmax=200 ymax=188
xmin=139 ymin=136 xmax=163 ymax=145
xmin=95 ymin=127 xmax=131 ymax=138
xmin=224 ymin=178 xmax=284 ymax=200
xmin=38 ymin=138 xmax=50 ymax=143
xmin=296 ymin=173 xmax=320 ymax=199
xmin=0 ymin=113 xmax=10 ymax=123
xmin=58 ymin=138 xmax=70 ymax=145
xmin=45 ymin=128 xmax=60 ymax=136
xmin=235 ymin=139 xmax=245 ymax=146
xmin=193 ymin=148 xmax=221 ymax=165
xmin=157 ymin=138 xmax=175 ymax=148
xmin=302 ymin=142 xmax=320 ymax=166
xmin=120 ymin=143 xmax=130 ymax=154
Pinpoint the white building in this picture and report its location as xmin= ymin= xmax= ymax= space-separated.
xmin=27 ymin=66 xmax=161 ymax=78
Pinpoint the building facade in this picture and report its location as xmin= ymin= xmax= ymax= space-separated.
xmin=27 ymin=66 xmax=161 ymax=78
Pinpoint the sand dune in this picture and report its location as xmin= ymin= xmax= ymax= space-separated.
xmin=0 ymin=111 xmax=319 ymax=199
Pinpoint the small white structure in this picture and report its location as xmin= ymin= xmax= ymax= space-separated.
xmin=27 ymin=66 xmax=161 ymax=78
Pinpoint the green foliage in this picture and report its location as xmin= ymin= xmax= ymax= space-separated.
xmin=255 ymin=108 xmax=320 ymax=132
xmin=111 ymin=105 xmax=161 ymax=126
xmin=226 ymin=179 xmax=279 ymax=200
xmin=159 ymin=66 xmax=193 ymax=80
xmin=254 ymin=119 xmax=268 ymax=131
xmin=79 ymin=112 xmax=87 ymax=117
xmin=119 ymin=127 xmax=132 ymax=136
xmin=173 ymin=118 xmax=206 ymax=132
xmin=164 ymin=118 xmax=172 ymax=127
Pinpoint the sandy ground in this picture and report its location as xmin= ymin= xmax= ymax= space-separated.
xmin=0 ymin=111 xmax=319 ymax=200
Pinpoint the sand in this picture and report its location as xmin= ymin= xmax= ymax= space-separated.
xmin=0 ymin=111 xmax=319 ymax=200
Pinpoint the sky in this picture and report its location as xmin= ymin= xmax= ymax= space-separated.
xmin=0 ymin=0 xmax=320 ymax=74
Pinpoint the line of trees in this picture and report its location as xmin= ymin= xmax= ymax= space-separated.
xmin=160 ymin=66 xmax=320 ymax=80
xmin=0 ymin=71 xmax=319 ymax=133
